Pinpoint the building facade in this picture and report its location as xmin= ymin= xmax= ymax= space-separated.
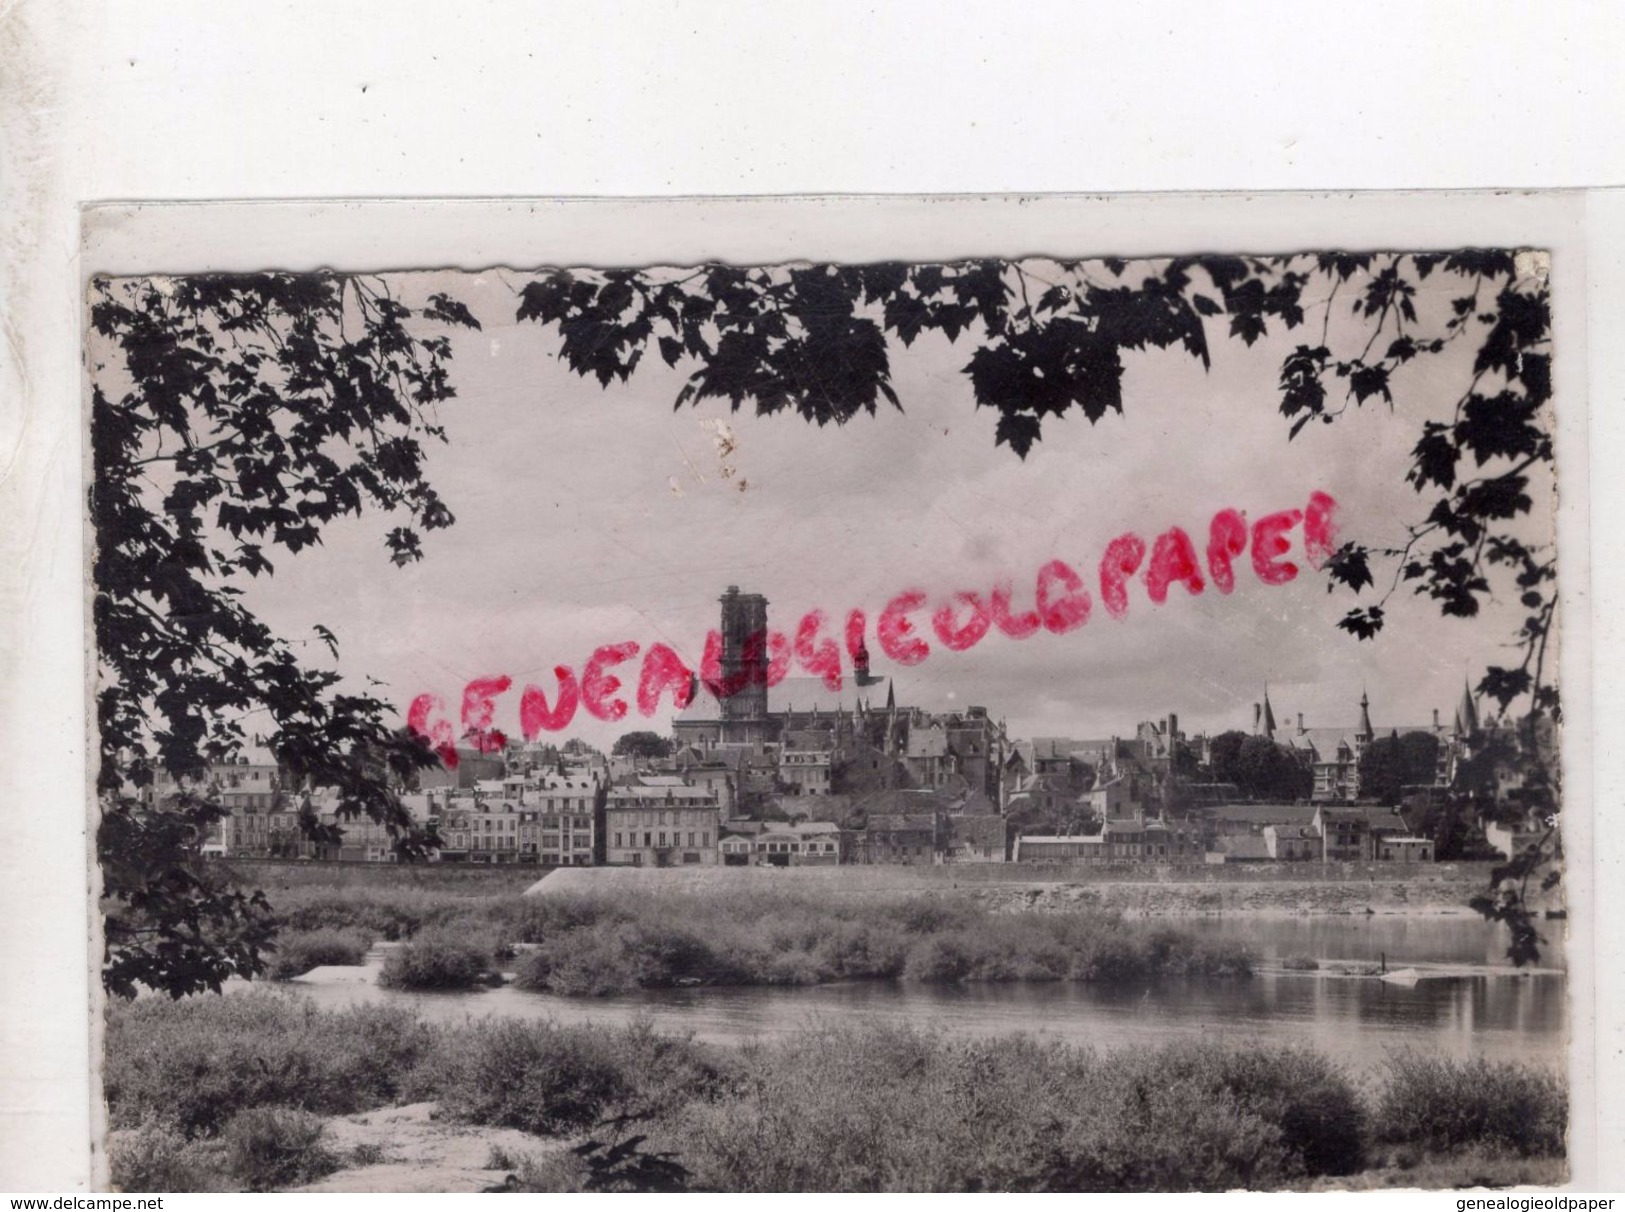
xmin=604 ymin=782 xmax=722 ymax=866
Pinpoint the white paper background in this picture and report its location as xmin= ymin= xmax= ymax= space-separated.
xmin=5 ymin=0 xmax=1625 ymax=1196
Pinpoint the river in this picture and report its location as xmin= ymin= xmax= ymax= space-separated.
xmin=276 ymin=915 xmax=1568 ymax=1072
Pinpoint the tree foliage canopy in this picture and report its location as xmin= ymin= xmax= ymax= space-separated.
xmin=612 ymin=731 xmax=673 ymax=760
xmin=1207 ymin=731 xmax=1313 ymax=802
xmin=1357 ymin=731 xmax=1441 ymax=807
xmin=92 ymin=273 xmax=480 ymax=996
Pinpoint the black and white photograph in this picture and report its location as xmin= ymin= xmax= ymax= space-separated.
xmin=89 ymin=242 xmax=1569 ymax=1192
xmin=6 ymin=3 xmax=1625 ymax=1201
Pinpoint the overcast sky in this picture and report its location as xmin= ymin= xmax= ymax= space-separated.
xmin=220 ymin=261 xmax=1554 ymax=751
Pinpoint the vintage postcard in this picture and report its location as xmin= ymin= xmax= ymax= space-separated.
xmin=87 ymin=212 xmax=1572 ymax=1192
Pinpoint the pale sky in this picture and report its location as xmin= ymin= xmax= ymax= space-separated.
xmin=219 ymin=261 xmax=1554 ymax=751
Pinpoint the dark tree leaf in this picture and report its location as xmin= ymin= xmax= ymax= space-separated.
xmin=994 ymin=412 xmax=1042 ymax=459
xmin=1324 ymin=544 xmax=1374 ymax=593
xmin=1336 ymin=605 xmax=1385 ymax=640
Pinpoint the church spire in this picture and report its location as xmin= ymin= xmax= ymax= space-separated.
xmin=1261 ymin=686 xmax=1277 ymax=740
xmin=1454 ymin=678 xmax=1480 ymax=736
xmin=1358 ymin=688 xmax=1374 ymax=742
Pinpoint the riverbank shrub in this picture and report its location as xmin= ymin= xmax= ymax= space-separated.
xmin=266 ymin=928 xmax=372 ymax=979
xmin=106 ymin=997 xmax=1561 ymax=1192
xmin=273 ymin=887 xmax=482 ymax=940
xmin=108 ymin=1124 xmax=227 ymax=1192
xmin=104 ymin=992 xmax=436 ymax=1137
xmin=262 ymin=880 xmax=1261 ymax=993
xmin=378 ymin=929 xmax=494 ymax=990
xmin=652 ymin=1025 xmax=1362 ymax=1191
xmin=273 ymin=883 xmax=1256 ymax=980
xmin=1116 ymin=1040 xmax=1367 ymax=1178
xmin=505 ymin=891 xmax=1252 ymax=992
xmin=411 ymin=1016 xmax=732 ymax=1136
xmin=1282 ymin=955 xmax=1320 ymax=971
xmin=1374 ymin=1052 xmax=1566 ymax=1156
xmin=220 ymin=1107 xmax=337 ymax=1191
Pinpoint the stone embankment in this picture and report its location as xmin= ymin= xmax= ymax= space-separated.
xmin=964 ymin=871 xmax=1488 ymax=916
xmin=530 ymin=861 xmax=1508 ymax=917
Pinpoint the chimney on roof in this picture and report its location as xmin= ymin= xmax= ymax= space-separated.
xmin=1297 ymin=712 xmax=1305 ymax=734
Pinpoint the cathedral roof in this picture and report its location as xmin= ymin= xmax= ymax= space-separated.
xmin=673 ymin=676 xmax=895 ymax=723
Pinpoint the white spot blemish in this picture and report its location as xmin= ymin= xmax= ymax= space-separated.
xmin=702 ymin=417 xmax=737 ymax=460
xmin=701 ymin=418 xmax=739 ymax=483
xmin=1514 ymin=249 xmax=1550 ymax=286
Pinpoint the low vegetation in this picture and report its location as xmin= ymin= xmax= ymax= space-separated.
xmin=408 ymin=1016 xmax=729 ymax=1136
xmin=377 ymin=929 xmax=498 ymax=991
xmin=265 ymin=928 xmax=372 ymax=980
xmin=108 ymin=1124 xmax=228 ymax=1193
xmin=651 ymin=1024 xmax=1367 ymax=1192
xmin=103 ymin=992 xmax=436 ymax=1137
xmin=104 ymin=995 xmax=1566 ymax=1193
xmin=1373 ymin=1051 xmax=1567 ymax=1157
xmin=266 ymin=882 xmax=1253 ymax=994
xmin=108 ymin=1105 xmax=340 ymax=1193
xmin=220 ymin=1107 xmax=339 ymax=1191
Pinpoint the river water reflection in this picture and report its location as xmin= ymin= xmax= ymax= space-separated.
xmin=280 ymin=915 xmax=1568 ymax=1072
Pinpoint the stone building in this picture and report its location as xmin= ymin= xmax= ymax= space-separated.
xmin=603 ymin=780 xmax=722 ymax=867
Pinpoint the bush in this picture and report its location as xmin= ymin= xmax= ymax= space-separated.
xmin=104 ymin=992 xmax=436 ymax=1137
xmin=514 ymin=923 xmax=656 ymax=995
xmin=902 ymin=934 xmax=974 ymax=982
xmin=266 ymin=928 xmax=372 ymax=979
xmin=515 ymin=919 xmax=764 ymax=994
xmin=1374 ymin=1052 xmax=1566 ymax=1156
xmin=378 ymin=929 xmax=493 ymax=990
xmin=1282 ymin=955 xmax=1320 ymax=971
xmin=220 ymin=1106 xmax=337 ymax=1191
xmin=409 ymin=1016 xmax=730 ymax=1137
xmin=108 ymin=1124 xmax=225 ymax=1192
xmin=652 ymin=1027 xmax=1363 ymax=1192
xmin=1115 ymin=1041 xmax=1368 ymax=1179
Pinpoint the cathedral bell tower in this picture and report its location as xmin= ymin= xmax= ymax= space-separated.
xmin=718 ymin=586 xmax=770 ymax=743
